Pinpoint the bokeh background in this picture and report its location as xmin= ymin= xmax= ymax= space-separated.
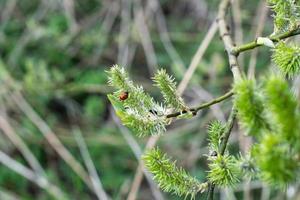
xmin=0 ymin=0 xmax=294 ymax=199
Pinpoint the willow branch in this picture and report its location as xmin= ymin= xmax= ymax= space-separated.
xmin=231 ymin=25 xmax=300 ymax=56
xmin=217 ymin=0 xmax=243 ymax=81
xmin=207 ymin=0 xmax=242 ymax=199
xmin=166 ymin=90 xmax=233 ymax=118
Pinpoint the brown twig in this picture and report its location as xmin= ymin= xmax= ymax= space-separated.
xmin=0 ymin=150 xmax=67 ymax=199
xmin=232 ymin=0 xmax=244 ymax=65
xmin=118 ymin=0 xmax=132 ymax=67
xmin=10 ymin=92 xmax=94 ymax=191
xmin=0 ymin=114 xmax=45 ymax=176
xmin=62 ymin=0 xmax=78 ymax=33
xmin=133 ymin=0 xmax=158 ymax=75
xmin=149 ymin=0 xmax=186 ymax=75
xmin=247 ymin=0 xmax=268 ymax=79
xmin=217 ymin=0 xmax=243 ymax=80
xmin=72 ymin=127 xmax=110 ymax=200
xmin=90 ymin=1 xmax=119 ymax=65
xmin=177 ymin=21 xmax=219 ymax=94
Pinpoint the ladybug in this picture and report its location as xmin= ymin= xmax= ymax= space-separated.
xmin=119 ymin=91 xmax=129 ymax=101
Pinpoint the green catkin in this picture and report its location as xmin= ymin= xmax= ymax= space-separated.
xmin=252 ymin=134 xmax=298 ymax=186
xmin=143 ymin=148 xmax=208 ymax=199
xmin=108 ymin=65 xmax=158 ymax=112
xmin=250 ymin=75 xmax=300 ymax=186
xmin=272 ymin=42 xmax=300 ymax=78
xmin=264 ymin=76 xmax=300 ymax=145
xmin=238 ymin=153 xmax=257 ymax=179
xmin=207 ymin=154 xmax=241 ymax=187
xmin=153 ymin=69 xmax=187 ymax=111
xmin=234 ymin=79 xmax=268 ymax=136
xmin=207 ymin=121 xmax=225 ymax=152
xmin=120 ymin=110 xmax=166 ymax=136
xmin=267 ymin=0 xmax=300 ymax=32
xmin=107 ymin=65 xmax=134 ymax=91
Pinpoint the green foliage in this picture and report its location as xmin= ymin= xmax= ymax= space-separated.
xmin=252 ymin=134 xmax=299 ymax=186
xmin=153 ymin=69 xmax=187 ymax=110
xmin=143 ymin=148 xmax=208 ymax=199
xmin=272 ymin=42 xmax=300 ymax=78
xmin=268 ymin=0 xmax=300 ymax=32
xmin=84 ymin=96 xmax=105 ymax=119
xmin=23 ymin=58 xmax=65 ymax=95
xmin=207 ymin=154 xmax=241 ymax=187
xmin=234 ymin=79 xmax=268 ymax=136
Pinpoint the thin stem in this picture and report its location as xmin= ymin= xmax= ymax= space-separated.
xmin=72 ymin=127 xmax=110 ymax=200
xmin=231 ymin=26 xmax=300 ymax=55
xmin=217 ymin=0 xmax=243 ymax=80
xmin=219 ymin=109 xmax=236 ymax=155
xmin=0 ymin=114 xmax=45 ymax=176
xmin=166 ymin=90 xmax=234 ymax=118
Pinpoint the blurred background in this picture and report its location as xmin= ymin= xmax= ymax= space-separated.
xmin=0 ymin=0 xmax=292 ymax=199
